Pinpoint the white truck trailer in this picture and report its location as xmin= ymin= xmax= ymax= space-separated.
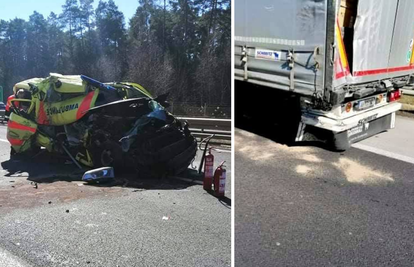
xmin=235 ymin=0 xmax=412 ymax=150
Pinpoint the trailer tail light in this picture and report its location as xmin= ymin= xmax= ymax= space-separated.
xmin=388 ymin=89 xmax=401 ymax=102
xmin=395 ymin=89 xmax=401 ymax=100
xmin=345 ymin=102 xmax=352 ymax=113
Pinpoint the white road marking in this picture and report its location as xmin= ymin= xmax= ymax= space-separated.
xmin=0 ymin=139 xmax=8 ymax=143
xmin=352 ymin=143 xmax=414 ymax=165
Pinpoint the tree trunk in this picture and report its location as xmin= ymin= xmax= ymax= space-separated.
xmin=163 ymin=0 xmax=166 ymax=52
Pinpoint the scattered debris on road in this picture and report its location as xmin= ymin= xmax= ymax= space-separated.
xmin=132 ymin=189 xmax=144 ymax=192
xmin=82 ymin=167 xmax=115 ymax=184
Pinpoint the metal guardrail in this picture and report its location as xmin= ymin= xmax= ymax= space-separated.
xmin=178 ymin=117 xmax=231 ymax=142
xmin=178 ymin=117 xmax=231 ymax=131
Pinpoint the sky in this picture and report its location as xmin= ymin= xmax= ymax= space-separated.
xmin=0 ymin=0 xmax=139 ymax=25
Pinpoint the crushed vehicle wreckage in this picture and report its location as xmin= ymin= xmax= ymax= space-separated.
xmin=6 ymin=73 xmax=197 ymax=177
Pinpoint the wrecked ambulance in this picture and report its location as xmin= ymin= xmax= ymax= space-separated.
xmin=7 ymin=73 xmax=197 ymax=176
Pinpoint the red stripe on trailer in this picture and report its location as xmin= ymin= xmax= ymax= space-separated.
xmin=335 ymin=55 xmax=346 ymax=79
xmin=354 ymin=65 xmax=414 ymax=76
xmin=336 ymin=70 xmax=346 ymax=79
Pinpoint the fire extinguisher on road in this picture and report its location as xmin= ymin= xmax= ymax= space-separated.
xmin=203 ymin=148 xmax=214 ymax=191
xmin=213 ymin=161 xmax=226 ymax=197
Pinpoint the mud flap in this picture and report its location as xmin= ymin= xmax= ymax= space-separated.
xmin=332 ymin=113 xmax=394 ymax=151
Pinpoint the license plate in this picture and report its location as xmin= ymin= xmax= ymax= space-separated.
xmin=355 ymin=98 xmax=375 ymax=111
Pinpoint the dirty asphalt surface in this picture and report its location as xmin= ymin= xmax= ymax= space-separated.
xmin=235 ymin=115 xmax=414 ymax=267
xmin=0 ymin=124 xmax=231 ymax=267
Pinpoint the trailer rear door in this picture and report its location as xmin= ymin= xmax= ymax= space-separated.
xmin=347 ymin=0 xmax=414 ymax=84
xmin=387 ymin=0 xmax=414 ymax=74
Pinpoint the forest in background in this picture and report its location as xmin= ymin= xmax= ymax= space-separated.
xmin=0 ymin=0 xmax=231 ymax=108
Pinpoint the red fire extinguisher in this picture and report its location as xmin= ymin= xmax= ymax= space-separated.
xmin=203 ymin=148 xmax=214 ymax=191
xmin=213 ymin=161 xmax=226 ymax=197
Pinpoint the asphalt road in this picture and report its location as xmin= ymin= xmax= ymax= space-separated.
xmin=0 ymin=124 xmax=231 ymax=267
xmin=353 ymin=115 xmax=414 ymax=163
xmin=235 ymin=115 xmax=414 ymax=267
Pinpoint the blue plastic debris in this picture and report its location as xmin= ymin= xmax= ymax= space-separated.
xmin=82 ymin=167 xmax=115 ymax=183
